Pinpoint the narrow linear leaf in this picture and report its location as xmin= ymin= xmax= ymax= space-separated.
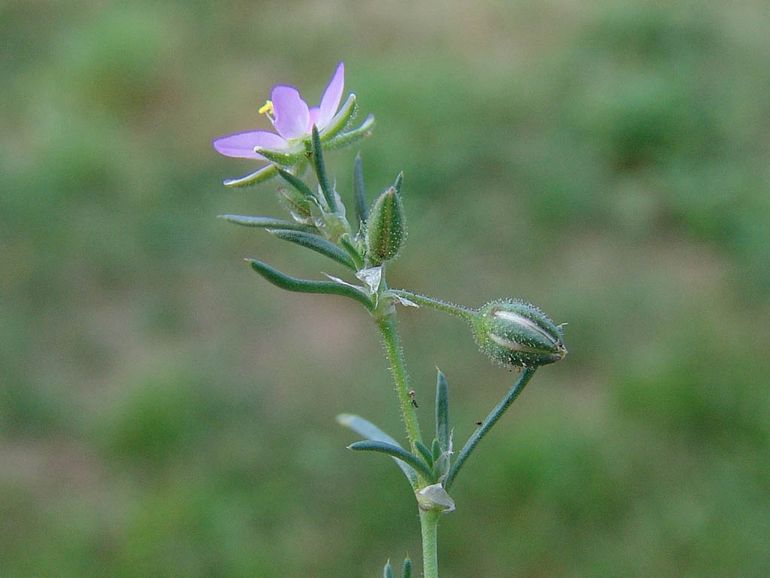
xmin=383 ymin=560 xmax=395 ymax=578
xmin=336 ymin=413 xmax=417 ymax=487
xmin=219 ymin=215 xmax=314 ymax=232
xmin=434 ymin=450 xmax=451 ymax=483
xmin=247 ymin=259 xmax=373 ymax=310
xmin=431 ymin=438 xmax=442 ymax=461
xmin=337 ymin=414 xmax=400 ymax=445
xmin=435 ymin=369 xmax=450 ymax=452
xmin=353 ymin=153 xmax=368 ymax=223
xmin=348 ymin=440 xmax=434 ymax=481
xmin=223 ymin=164 xmax=278 ymax=188
xmin=310 ymin=126 xmax=337 ymax=212
xmin=401 ymin=558 xmax=412 ymax=578
xmin=324 ymin=115 xmax=375 ymax=151
xmin=268 ymin=230 xmax=356 ymax=269
xmin=415 ymin=440 xmax=434 ymax=467
xmin=276 ymin=167 xmax=316 ymax=200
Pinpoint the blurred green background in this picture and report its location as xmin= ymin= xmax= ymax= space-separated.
xmin=2 ymin=0 xmax=769 ymax=576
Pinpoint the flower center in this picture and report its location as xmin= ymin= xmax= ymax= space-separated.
xmin=258 ymin=100 xmax=274 ymax=121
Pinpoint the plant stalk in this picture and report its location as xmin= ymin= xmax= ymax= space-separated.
xmin=376 ymin=297 xmax=439 ymax=577
xmin=419 ymin=509 xmax=440 ymax=578
xmin=375 ymin=312 xmax=423 ymax=450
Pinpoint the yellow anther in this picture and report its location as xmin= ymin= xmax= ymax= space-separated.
xmin=258 ymin=100 xmax=274 ymax=116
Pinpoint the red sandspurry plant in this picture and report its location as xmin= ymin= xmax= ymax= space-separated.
xmin=213 ymin=61 xmax=567 ymax=578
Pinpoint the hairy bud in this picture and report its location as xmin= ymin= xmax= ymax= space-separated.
xmin=366 ymin=187 xmax=405 ymax=265
xmin=472 ymin=300 xmax=566 ymax=368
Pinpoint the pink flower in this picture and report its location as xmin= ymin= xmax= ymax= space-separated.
xmin=213 ymin=62 xmax=346 ymax=160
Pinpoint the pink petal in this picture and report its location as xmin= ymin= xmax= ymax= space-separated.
xmin=271 ymin=85 xmax=310 ymax=139
xmin=212 ymin=130 xmax=288 ymax=159
xmin=317 ymin=62 xmax=345 ymax=129
xmin=308 ymin=106 xmax=321 ymax=128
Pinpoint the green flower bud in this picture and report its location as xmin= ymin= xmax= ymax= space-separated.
xmin=366 ymin=187 xmax=405 ymax=265
xmin=471 ymin=300 xmax=567 ymax=368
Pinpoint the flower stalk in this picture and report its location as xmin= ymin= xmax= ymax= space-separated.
xmin=389 ymin=289 xmax=475 ymax=321
xmin=445 ymin=367 xmax=536 ymax=491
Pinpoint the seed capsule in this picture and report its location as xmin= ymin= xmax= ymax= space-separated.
xmin=471 ymin=300 xmax=567 ymax=368
xmin=365 ymin=186 xmax=405 ymax=265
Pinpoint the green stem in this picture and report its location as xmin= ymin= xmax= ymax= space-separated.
xmin=390 ymin=289 xmax=476 ymax=321
xmin=376 ymin=290 xmax=439 ymax=577
xmin=445 ymin=367 xmax=537 ymax=491
xmin=375 ymin=312 xmax=423 ymax=449
xmin=419 ymin=509 xmax=440 ymax=578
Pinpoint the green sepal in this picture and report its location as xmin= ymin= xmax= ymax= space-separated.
xmin=253 ymin=146 xmax=304 ymax=167
xmin=393 ymin=171 xmax=404 ymax=196
xmin=323 ymin=115 xmax=375 ymax=151
xmin=223 ymin=164 xmax=278 ymax=188
xmin=268 ymin=229 xmax=356 ymax=270
xmin=435 ymin=369 xmax=450 ymax=452
xmin=348 ymin=440 xmax=434 ymax=482
xmin=310 ymin=126 xmax=337 ymax=212
xmin=415 ymin=440 xmax=434 ymax=467
xmin=336 ymin=414 xmax=399 ymax=444
xmin=247 ymin=259 xmax=373 ymax=310
xmin=401 ymin=558 xmax=412 ymax=578
xmin=276 ymin=167 xmax=317 ymax=200
xmin=218 ymin=215 xmax=314 ymax=232
xmin=353 ymin=153 xmax=368 ymax=224
xmin=320 ymin=93 xmax=358 ymax=142
xmin=383 ymin=560 xmax=395 ymax=578
xmin=336 ymin=413 xmax=417 ymax=488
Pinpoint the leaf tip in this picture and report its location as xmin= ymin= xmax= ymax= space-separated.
xmin=335 ymin=413 xmax=353 ymax=426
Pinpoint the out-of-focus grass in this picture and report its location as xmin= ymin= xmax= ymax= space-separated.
xmin=1 ymin=1 xmax=769 ymax=576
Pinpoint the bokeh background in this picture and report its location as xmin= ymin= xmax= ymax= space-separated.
xmin=2 ymin=1 xmax=769 ymax=576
